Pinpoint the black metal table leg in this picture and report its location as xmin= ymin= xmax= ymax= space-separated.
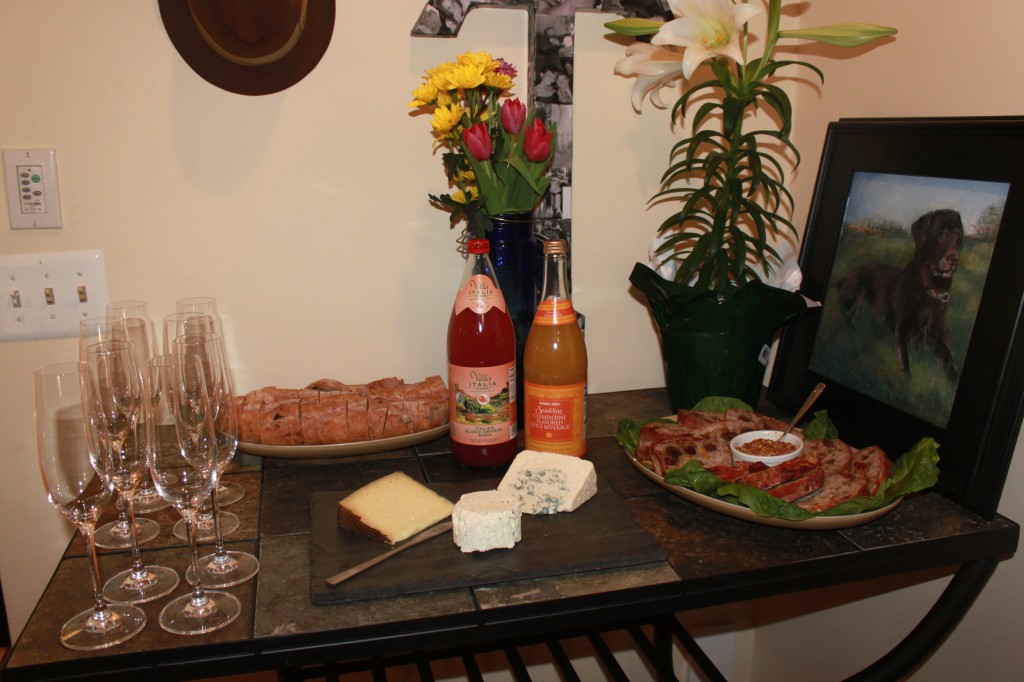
xmin=844 ymin=558 xmax=1000 ymax=682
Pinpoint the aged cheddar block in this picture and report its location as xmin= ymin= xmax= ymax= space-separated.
xmin=497 ymin=449 xmax=597 ymax=515
xmin=337 ymin=471 xmax=453 ymax=545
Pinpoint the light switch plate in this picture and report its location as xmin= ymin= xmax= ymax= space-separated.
xmin=0 ymin=250 xmax=109 ymax=342
xmin=3 ymin=148 xmax=63 ymax=229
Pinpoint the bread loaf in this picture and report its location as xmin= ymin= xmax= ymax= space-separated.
xmin=235 ymin=375 xmax=448 ymax=445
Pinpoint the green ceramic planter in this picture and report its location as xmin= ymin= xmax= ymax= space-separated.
xmin=630 ymin=263 xmax=807 ymax=411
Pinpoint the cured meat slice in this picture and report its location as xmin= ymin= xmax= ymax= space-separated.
xmin=705 ymin=461 xmax=766 ymax=482
xmin=738 ymin=455 xmax=820 ymax=491
xmin=854 ymin=446 xmax=892 ymax=496
xmin=765 ymin=467 xmax=825 ymax=502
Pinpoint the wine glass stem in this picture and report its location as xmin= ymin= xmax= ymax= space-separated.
xmin=183 ymin=513 xmax=209 ymax=605
xmin=80 ymin=522 xmax=112 ymax=619
xmin=114 ymin=493 xmax=129 ymax=529
xmin=210 ymin=482 xmax=228 ymax=557
xmin=122 ymin=491 xmax=148 ymax=576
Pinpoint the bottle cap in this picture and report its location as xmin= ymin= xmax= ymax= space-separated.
xmin=543 ymin=239 xmax=567 ymax=255
xmin=467 ymin=239 xmax=490 ymax=254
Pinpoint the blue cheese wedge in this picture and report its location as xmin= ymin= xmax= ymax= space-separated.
xmin=452 ymin=490 xmax=522 ymax=553
xmin=337 ymin=471 xmax=453 ymax=545
xmin=497 ymin=450 xmax=597 ymax=515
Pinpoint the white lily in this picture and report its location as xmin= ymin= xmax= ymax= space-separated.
xmin=652 ymin=0 xmax=761 ymax=79
xmin=613 ymin=42 xmax=686 ymax=110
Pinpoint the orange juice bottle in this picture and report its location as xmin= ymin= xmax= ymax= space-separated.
xmin=523 ymin=239 xmax=587 ymax=456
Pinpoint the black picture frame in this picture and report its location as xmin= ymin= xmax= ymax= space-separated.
xmin=768 ymin=116 xmax=1024 ymax=519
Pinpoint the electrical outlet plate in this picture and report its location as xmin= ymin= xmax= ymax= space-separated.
xmin=0 ymin=250 xmax=109 ymax=342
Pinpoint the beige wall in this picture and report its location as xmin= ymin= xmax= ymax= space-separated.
xmin=1 ymin=1 xmax=1021 ymax=679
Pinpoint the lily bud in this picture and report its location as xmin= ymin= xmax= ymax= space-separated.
xmin=462 ymin=123 xmax=493 ymax=161
xmin=501 ymin=98 xmax=527 ymax=135
xmin=779 ymin=22 xmax=897 ymax=48
xmin=523 ymin=119 xmax=553 ymax=163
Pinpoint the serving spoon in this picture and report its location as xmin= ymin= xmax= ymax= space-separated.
xmin=777 ymin=383 xmax=826 ymax=440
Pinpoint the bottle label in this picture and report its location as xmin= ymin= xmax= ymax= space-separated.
xmin=532 ymin=298 xmax=576 ymax=326
xmin=454 ymin=275 xmax=507 ymax=316
xmin=449 ymin=362 xmax=517 ymax=445
xmin=524 ymin=380 xmax=586 ymax=456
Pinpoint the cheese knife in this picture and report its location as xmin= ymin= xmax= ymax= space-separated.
xmin=325 ymin=521 xmax=453 ymax=587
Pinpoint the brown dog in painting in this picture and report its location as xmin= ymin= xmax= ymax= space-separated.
xmin=836 ymin=208 xmax=964 ymax=382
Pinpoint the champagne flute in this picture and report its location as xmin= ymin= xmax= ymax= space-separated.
xmin=169 ymin=333 xmax=239 ymax=543
xmin=80 ymin=317 xmax=159 ymax=548
xmin=34 ymin=361 xmax=146 ymax=649
xmin=174 ymin=332 xmax=259 ymax=588
xmin=84 ymin=341 xmax=179 ymax=604
xmin=162 ymin=312 xmax=214 ymax=355
xmin=106 ymin=300 xmax=168 ymax=514
xmin=175 ymin=297 xmax=223 ymax=335
xmin=147 ymin=354 xmax=241 ymax=635
xmin=174 ymin=297 xmax=243 ymax=507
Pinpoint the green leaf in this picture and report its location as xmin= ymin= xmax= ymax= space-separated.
xmin=691 ymin=396 xmax=753 ymax=412
xmin=803 ymin=410 xmax=838 ymax=440
xmin=604 ymin=18 xmax=665 ymax=36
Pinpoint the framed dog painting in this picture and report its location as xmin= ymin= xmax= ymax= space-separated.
xmin=769 ymin=117 xmax=1024 ymax=518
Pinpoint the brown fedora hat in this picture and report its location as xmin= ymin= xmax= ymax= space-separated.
xmin=159 ymin=0 xmax=336 ymax=96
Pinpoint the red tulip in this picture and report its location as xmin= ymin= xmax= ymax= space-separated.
xmin=523 ymin=118 xmax=553 ymax=163
xmin=501 ymin=98 xmax=526 ymax=134
xmin=462 ymin=123 xmax=493 ymax=161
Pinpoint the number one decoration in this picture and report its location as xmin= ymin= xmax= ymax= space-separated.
xmin=412 ymin=0 xmax=671 ymax=243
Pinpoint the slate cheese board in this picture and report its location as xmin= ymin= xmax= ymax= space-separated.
xmin=309 ymin=480 xmax=666 ymax=605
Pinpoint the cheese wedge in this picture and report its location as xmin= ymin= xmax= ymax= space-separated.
xmin=452 ymin=490 xmax=522 ymax=553
xmin=337 ymin=471 xmax=453 ymax=544
xmin=497 ymin=449 xmax=597 ymax=515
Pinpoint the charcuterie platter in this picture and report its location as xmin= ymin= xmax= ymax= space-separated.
xmin=626 ymin=450 xmax=901 ymax=530
xmin=617 ymin=397 xmax=940 ymax=530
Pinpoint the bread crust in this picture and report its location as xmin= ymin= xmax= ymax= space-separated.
xmin=237 ymin=376 xmax=448 ymax=445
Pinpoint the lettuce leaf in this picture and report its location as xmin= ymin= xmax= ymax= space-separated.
xmin=691 ymin=396 xmax=754 ymax=412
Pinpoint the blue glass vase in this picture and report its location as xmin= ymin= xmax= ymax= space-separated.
xmin=487 ymin=212 xmax=539 ymax=419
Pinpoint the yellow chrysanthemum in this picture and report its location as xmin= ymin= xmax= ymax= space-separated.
xmin=444 ymin=63 xmax=486 ymax=91
xmin=409 ymin=81 xmax=439 ymax=107
xmin=430 ymin=103 xmax=466 ymax=137
xmin=457 ymin=51 xmax=497 ymax=73
xmin=435 ymin=90 xmax=455 ymax=107
xmin=483 ymin=72 xmax=513 ymax=91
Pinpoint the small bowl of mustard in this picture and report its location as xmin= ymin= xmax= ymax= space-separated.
xmin=730 ymin=430 xmax=803 ymax=467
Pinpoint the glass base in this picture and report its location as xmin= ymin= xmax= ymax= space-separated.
xmin=173 ymin=512 xmax=238 ymax=543
xmin=60 ymin=603 xmax=146 ymax=650
xmin=216 ymin=480 xmax=244 ymax=506
xmin=93 ymin=517 xmax=160 ymax=549
xmin=102 ymin=564 xmax=179 ymax=604
xmin=186 ymin=550 xmax=259 ymax=589
xmin=158 ymin=590 xmax=241 ymax=636
xmin=132 ymin=487 xmax=171 ymax=514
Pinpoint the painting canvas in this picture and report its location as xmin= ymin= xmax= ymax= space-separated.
xmin=809 ymin=172 xmax=1008 ymax=428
